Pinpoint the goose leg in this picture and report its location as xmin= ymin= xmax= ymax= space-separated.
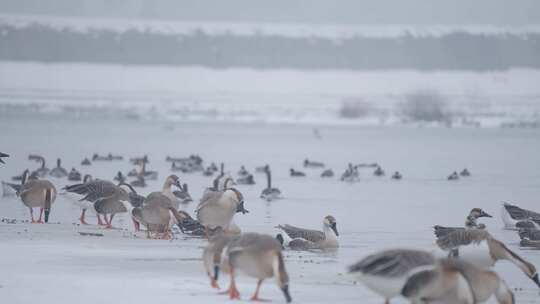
xmin=97 ymin=214 xmax=104 ymax=226
xmin=105 ymin=214 xmax=114 ymax=229
xmin=79 ymin=209 xmax=89 ymax=225
xmin=37 ymin=208 xmax=44 ymax=224
xmin=30 ymin=208 xmax=36 ymax=223
xmin=228 ymin=267 xmax=240 ymax=300
xmin=249 ymin=279 xmax=269 ymax=302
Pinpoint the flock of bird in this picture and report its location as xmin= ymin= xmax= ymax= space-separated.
xmin=1 ymin=151 xmax=539 ymax=303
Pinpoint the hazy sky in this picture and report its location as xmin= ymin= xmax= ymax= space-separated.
xmin=1 ymin=0 xmax=539 ymax=25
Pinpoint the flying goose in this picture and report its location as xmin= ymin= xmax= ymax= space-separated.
xmin=160 ymin=174 xmax=184 ymax=209
xmin=224 ymin=233 xmax=292 ymax=302
xmin=460 ymin=168 xmax=471 ymax=176
xmin=0 ymin=152 xmax=9 ymax=164
xmin=348 ymin=249 xmax=436 ymax=304
xmin=202 ymin=226 xmax=238 ymax=289
xmin=289 ymin=168 xmax=306 ymax=177
xmin=67 ymin=168 xmax=82 ymax=181
xmin=435 ymin=229 xmax=540 ymax=288
xmin=260 ymin=165 xmax=281 ymax=201
xmin=501 ymin=202 xmax=540 ymax=230
xmin=320 ymin=169 xmax=334 ymax=177
xmin=434 ymin=208 xmax=492 ymax=238
xmin=63 ymin=174 xmax=101 ymax=225
xmin=28 ymin=154 xmax=49 ymax=177
xmin=49 ymin=158 xmax=68 ymax=178
xmin=19 ymin=170 xmax=57 ymax=223
xmin=131 ymin=192 xmax=185 ymax=239
xmin=196 ymin=188 xmax=248 ymax=230
xmin=303 ymin=159 xmax=324 ymax=168
xmin=402 ymin=258 xmax=514 ymax=304
xmin=276 ymin=215 xmax=339 ymax=250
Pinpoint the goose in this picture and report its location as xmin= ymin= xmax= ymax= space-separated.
xmin=435 ymin=229 xmax=540 ymax=288
xmin=0 ymin=152 xmax=9 ymax=164
xmin=320 ymin=169 xmax=334 ymax=178
xmin=237 ymin=166 xmax=249 ymax=177
xmin=67 ymin=168 xmax=82 ymax=181
xmin=402 ymin=258 xmax=514 ymax=304
xmin=49 ymin=158 xmax=68 ymax=178
xmin=341 ymin=163 xmax=359 ymax=182
xmin=447 ymin=171 xmax=459 ymax=180
xmin=18 ymin=170 xmax=57 ymax=223
xmin=113 ymin=171 xmax=126 ymax=184
xmin=196 ymin=188 xmax=248 ymax=230
xmin=348 ymin=249 xmax=436 ymax=304
xmin=107 ymin=153 xmax=123 ymax=161
xmin=81 ymin=158 xmax=91 ymax=166
xmin=460 ymin=168 xmax=471 ymax=177
xmin=171 ymin=162 xmax=188 ymax=172
xmin=202 ymin=226 xmax=238 ymax=289
xmin=92 ymin=153 xmax=113 ymax=161
xmin=223 ymin=233 xmax=292 ymax=302
xmin=260 ymin=165 xmax=281 ymax=201
xmin=289 ymin=168 xmax=306 ymax=177
xmin=391 ymin=171 xmax=402 ymax=180
xmin=63 ymin=174 xmax=102 ymax=225
xmin=173 ymin=183 xmax=193 ymax=205
xmin=501 ymin=202 xmax=540 ymax=230
xmin=131 ymin=192 xmax=186 ymax=239
xmin=64 ymin=179 xmax=135 ymax=228
xmin=236 ymin=174 xmax=255 ymax=185
xmin=209 ymin=162 xmax=219 ymax=172
xmin=29 ymin=154 xmax=49 ymax=177
xmin=434 ymin=208 xmax=492 ymax=238
xmin=373 ymin=166 xmax=385 ymax=176
xmin=276 ymin=215 xmax=339 ymax=250
xmin=203 ymin=167 xmax=215 ymax=176
xmin=160 ymin=174 xmax=184 ymax=209
xmin=303 ymin=159 xmax=324 ymax=168
xmin=93 ymin=182 xmax=139 ymax=228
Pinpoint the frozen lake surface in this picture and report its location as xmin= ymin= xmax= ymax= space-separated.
xmin=0 ymin=116 xmax=539 ymax=303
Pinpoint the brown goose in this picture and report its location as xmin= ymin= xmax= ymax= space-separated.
xmin=224 ymin=233 xmax=292 ymax=302
xmin=19 ymin=170 xmax=57 ymax=223
xmin=196 ymin=188 xmax=248 ymax=230
xmin=160 ymin=174 xmax=184 ymax=208
xmin=433 ymin=208 xmax=492 ymax=238
xmin=435 ymin=229 xmax=540 ymax=289
xmin=131 ymin=192 xmax=186 ymax=239
xmin=202 ymin=227 xmax=238 ymax=289
xmin=402 ymin=258 xmax=514 ymax=304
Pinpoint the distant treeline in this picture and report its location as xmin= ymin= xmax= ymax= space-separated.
xmin=1 ymin=23 xmax=540 ymax=70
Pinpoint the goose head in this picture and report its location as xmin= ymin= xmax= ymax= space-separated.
xmin=225 ymin=188 xmax=248 ymax=214
xmin=164 ymin=174 xmax=182 ymax=190
xmin=83 ymin=174 xmax=93 ymax=183
xmin=323 ymin=215 xmax=339 ymax=236
xmin=470 ymin=208 xmax=492 ymax=219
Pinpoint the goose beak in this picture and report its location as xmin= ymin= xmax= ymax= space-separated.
xmin=331 ymin=223 xmax=339 ymax=236
xmin=175 ymin=180 xmax=183 ymax=190
xmin=532 ymin=273 xmax=540 ymax=288
xmin=281 ymin=284 xmax=292 ymax=303
xmin=236 ymin=201 xmax=249 ymax=214
xmin=480 ymin=210 xmax=492 ymax=218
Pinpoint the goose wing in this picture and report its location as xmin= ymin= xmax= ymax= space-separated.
xmin=64 ymin=180 xmax=117 ymax=202
xmin=277 ymin=224 xmax=325 ymax=243
xmin=433 ymin=225 xmax=465 ymax=238
xmin=348 ymin=249 xmax=435 ymax=277
xmin=503 ymin=203 xmax=540 ymax=220
xmin=195 ymin=190 xmax=222 ymax=213
xmin=435 ymin=229 xmax=491 ymax=251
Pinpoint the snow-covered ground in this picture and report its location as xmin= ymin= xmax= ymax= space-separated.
xmin=1 ymin=61 xmax=540 ymax=127
xmin=0 ymin=117 xmax=539 ymax=303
